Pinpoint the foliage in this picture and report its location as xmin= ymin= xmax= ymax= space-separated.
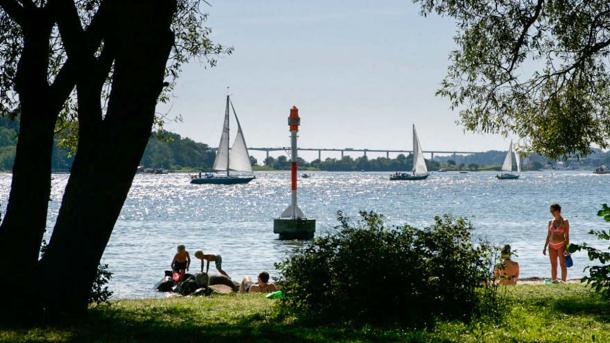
xmin=141 ymin=130 xmax=215 ymax=170
xmin=571 ymin=204 xmax=610 ymax=299
xmin=276 ymin=211 xmax=498 ymax=326
xmin=0 ymin=0 xmax=233 ymax=158
xmin=88 ymin=264 xmax=113 ymax=306
xmin=0 ymin=118 xmax=215 ymax=171
xmin=416 ymin=0 xmax=610 ymax=159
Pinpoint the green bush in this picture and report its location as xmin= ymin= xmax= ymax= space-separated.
xmin=276 ymin=211 xmax=498 ymax=326
xmin=571 ymin=204 xmax=610 ymax=299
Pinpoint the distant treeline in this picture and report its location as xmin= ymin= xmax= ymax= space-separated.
xmin=263 ymin=154 xmax=442 ymax=172
xmin=0 ymin=118 xmax=215 ymax=171
xmin=1 ymin=117 xmax=609 ymax=172
xmin=264 ymin=149 xmax=610 ymax=172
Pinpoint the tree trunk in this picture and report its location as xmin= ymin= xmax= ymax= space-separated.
xmin=0 ymin=9 xmax=55 ymax=321
xmin=40 ymin=0 xmax=177 ymax=316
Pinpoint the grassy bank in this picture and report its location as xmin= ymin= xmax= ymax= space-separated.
xmin=1 ymin=284 xmax=609 ymax=342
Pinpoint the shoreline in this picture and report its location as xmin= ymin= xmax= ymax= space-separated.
xmin=110 ymin=277 xmax=585 ymax=301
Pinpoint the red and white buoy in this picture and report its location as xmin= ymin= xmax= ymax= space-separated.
xmin=281 ymin=106 xmax=305 ymax=219
xmin=274 ymin=106 xmax=315 ymax=239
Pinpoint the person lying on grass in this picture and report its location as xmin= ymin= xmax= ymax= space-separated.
xmin=194 ymin=250 xmax=229 ymax=278
xmin=240 ymin=272 xmax=278 ymax=293
xmin=494 ymin=244 xmax=520 ymax=285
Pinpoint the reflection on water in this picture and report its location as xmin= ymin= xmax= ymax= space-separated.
xmin=0 ymin=170 xmax=608 ymax=298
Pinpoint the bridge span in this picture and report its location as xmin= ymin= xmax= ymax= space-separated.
xmin=245 ymin=147 xmax=480 ymax=161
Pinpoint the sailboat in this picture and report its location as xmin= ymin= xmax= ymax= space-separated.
xmin=390 ymin=125 xmax=429 ymax=180
xmin=496 ymin=140 xmax=520 ymax=180
xmin=190 ymin=95 xmax=255 ymax=185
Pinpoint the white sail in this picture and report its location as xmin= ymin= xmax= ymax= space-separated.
xmin=515 ymin=149 xmax=521 ymax=173
xmin=501 ymin=141 xmax=514 ymax=172
xmin=229 ymin=118 xmax=253 ymax=172
xmin=412 ymin=125 xmax=428 ymax=175
xmin=212 ymin=96 xmax=231 ymax=171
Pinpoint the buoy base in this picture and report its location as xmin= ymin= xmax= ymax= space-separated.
xmin=273 ymin=218 xmax=316 ymax=240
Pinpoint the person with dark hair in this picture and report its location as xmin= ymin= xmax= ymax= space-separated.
xmin=240 ymin=272 xmax=278 ymax=293
xmin=543 ymin=203 xmax=570 ymax=283
xmin=494 ymin=244 xmax=520 ymax=285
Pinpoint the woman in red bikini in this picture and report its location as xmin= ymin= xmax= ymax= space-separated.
xmin=543 ymin=203 xmax=570 ymax=283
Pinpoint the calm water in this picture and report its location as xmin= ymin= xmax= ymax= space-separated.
xmin=1 ymin=170 xmax=609 ymax=298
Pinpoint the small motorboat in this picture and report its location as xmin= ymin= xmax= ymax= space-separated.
xmin=594 ymin=165 xmax=610 ymax=174
xmin=301 ymin=173 xmax=311 ymax=178
xmin=390 ymin=172 xmax=428 ymax=181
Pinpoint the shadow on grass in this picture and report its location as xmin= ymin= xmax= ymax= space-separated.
xmin=50 ymin=305 xmax=417 ymax=343
xmin=552 ymin=293 xmax=610 ymax=323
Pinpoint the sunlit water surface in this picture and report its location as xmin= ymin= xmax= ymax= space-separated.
xmin=1 ymin=171 xmax=608 ymax=298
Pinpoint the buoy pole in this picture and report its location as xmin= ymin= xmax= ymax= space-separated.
xmin=289 ymin=106 xmax=299 ymax=219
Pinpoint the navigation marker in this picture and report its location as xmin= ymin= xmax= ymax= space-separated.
xmin=273 ymin=106 xmax=316 ymax=240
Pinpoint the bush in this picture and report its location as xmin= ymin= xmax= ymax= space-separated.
xmin=276 ymin=211 xmax=498 ymax=326
xmin=571 ymin=204 xmax=610 ymax=299
xmin=89 ymin=264 xmax=113 ymax=306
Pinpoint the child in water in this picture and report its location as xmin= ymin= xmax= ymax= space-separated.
xmin=171 ymin=245 xmax=191 ymax=278
xmin=194 ymin=250 xmax=229 ymax=278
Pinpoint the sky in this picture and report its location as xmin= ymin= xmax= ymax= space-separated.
xmin=160 ymin=0 xmax=512 ymax=161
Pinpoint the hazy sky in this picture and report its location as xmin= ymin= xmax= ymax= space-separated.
xmin=160 ymin=0 xmax=513 ymax=160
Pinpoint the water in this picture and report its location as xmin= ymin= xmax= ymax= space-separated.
xmin=1 ymin=170 xmax=608 ymax=298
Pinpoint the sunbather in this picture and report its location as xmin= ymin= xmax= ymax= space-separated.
xmin=494 ymin=244 xmax=520 ymax=285
xmin=240 ymin=272 xmax=278 ymax=293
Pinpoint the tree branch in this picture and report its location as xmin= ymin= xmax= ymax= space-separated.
xmin=507 ymin=0 xmax=544 ymax=74
xmin=0 ymin=0 xmax=26 ymax=25
xmin=48 ymin=2 xmax=107 ymax=114
xmin=50 ymin=0 xmax=85 ymax=58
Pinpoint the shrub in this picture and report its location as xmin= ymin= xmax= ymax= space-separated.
xmin=571 ymin=204 xmax=610 ymax=299
xmin=276 ymin=211 xmax=498 ymax=326
xmin=89 ymin=264 xmax=113 ymax=306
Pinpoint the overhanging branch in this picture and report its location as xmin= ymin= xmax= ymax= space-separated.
xmin=0 ymin=0 xmax=26 ymax=25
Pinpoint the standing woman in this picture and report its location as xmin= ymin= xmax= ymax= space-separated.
xmin=543 ymin=203 xmax=570 ymax=283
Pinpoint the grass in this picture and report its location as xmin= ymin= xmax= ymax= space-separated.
xmin=1 ymin=284 xmax=609 ymax=342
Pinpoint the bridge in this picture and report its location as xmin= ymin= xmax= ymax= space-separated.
xmin=246 ymin=147 xmax=480 ymax=161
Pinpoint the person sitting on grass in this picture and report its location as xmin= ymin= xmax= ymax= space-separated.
xmin=194 ymin=250 xmax=229 ymax=278
xmin=240 ymin=272 xmax=278 ymax=293
xmin=171 ymin=245 xmax=190 ymax=281
xmin=494 ymin=244 xmax=520 ymax=285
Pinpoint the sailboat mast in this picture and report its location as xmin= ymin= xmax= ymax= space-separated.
xmin=225 ymin=95 xmax=230 ymax=177
xmin=412 ymin=124 xmax=416 ymax=175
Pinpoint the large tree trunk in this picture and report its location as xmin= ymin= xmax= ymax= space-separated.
xmin=40 ymin=0 xmax=176 ymax=316
xmin=0 ymin=9 xmax=55 ymax=321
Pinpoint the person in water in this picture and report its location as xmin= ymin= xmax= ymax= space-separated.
xmin=240 ymin=272 xmax=278 ymax=293
xmin=171 ymin=245 xmax=191 ymax=275
xmin=194 ymin=250 xmax=229 ymax=278
xmin=494 ymin=244 xmax=520 ymax=285
xmin=543 ymin=203 xmax=570 ymax=283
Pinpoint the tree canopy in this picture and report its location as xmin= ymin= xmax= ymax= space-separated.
xmin=416 ymin=0 xmax=610 ymax=158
